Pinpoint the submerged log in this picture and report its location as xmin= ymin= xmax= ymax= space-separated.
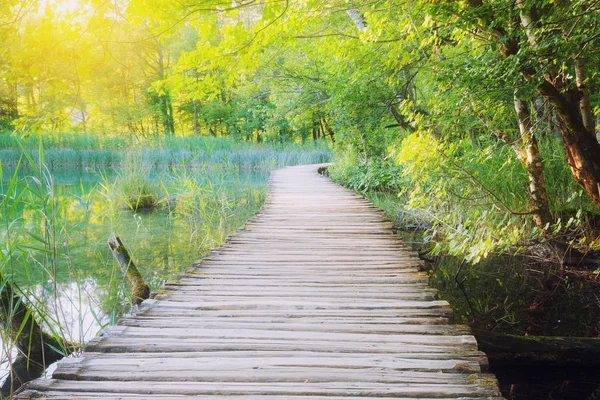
xmin=474 ymin=329 xmax=600 ymax=367
xmin=108 ymin=236 xmax=150 ymax=305
xmin=0 ymin=274 xmax=75 ymax=398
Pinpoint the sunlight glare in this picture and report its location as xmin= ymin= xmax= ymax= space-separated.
xmin=39 ymin=0 xmax=82 ymax=15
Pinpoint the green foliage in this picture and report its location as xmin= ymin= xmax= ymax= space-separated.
xmin=394 ymin=132 xmax=526 ymax=262
xmin=329 ymin=153 xmax=405 ymax=193
xmin=332 ymin=126 xmax=598 ymax=263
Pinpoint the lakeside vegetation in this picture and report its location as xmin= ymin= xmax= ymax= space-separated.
xmin=0 ymin=133 xmax=331 ymax=171
xmin=0 ymin=135 xmax=330 ymax=396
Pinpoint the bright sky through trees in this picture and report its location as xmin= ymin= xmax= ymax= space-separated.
xmin=38 ymin=0 xmax=82 ymax=15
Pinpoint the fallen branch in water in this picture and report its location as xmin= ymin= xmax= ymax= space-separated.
xmin=108 ymin=236 xmax=150 ymax=305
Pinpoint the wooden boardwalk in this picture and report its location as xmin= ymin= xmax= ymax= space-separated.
xmin=17 ymin=164 xmax=503 ymax=399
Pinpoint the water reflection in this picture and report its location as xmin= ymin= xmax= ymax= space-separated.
xmin=0 ymin=168 xmax=268 ymax=383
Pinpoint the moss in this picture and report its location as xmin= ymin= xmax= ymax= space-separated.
xmin=455 ymin=362 xmax=477 ymax=373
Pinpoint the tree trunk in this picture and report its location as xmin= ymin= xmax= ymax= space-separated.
xmin=574 ymin=58 xmax=595 ymax=135
xmin=108 ymin=236 xmax=149 ymax=305
xmin=79 ymin=104 xmax=87 ymax=135
xmin=513 ymin=96 xmax=553 ymax=230
xmin=463 ymin=0 xmax=600 ymax=210
xmin=596 ymin=114 xmax=600 ymax=144
xmin=193 ymin=100 xmax=199 ymax=135
xmin=166 ymin=94 xmax=175 ymax=134
xmin=538 ymin=81 xmax=600 ymax=209
xmin=388 ymin=102 xmax=416 ymax=132
xmin=346 ymin=9 xmax=366 ymax=32
xmin=322 ymin=118 xmax=336 ymax=143
xmin=0 ymin=274 xmax=72 ymax=397
xmin=160 ymin=93 xmax=175 ymax=136
xmin=516 ymin=3 xmax=600 ymax=209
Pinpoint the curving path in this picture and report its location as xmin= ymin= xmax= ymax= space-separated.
xmin=17 ymin=164 xmax=503 ymax=399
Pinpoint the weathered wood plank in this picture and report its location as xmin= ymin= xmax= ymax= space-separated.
xmin=14 ymin=164 xmax=502 ymax=399
xmin=17 ymin=390 xmax=505 ymax=400
xmin=120 ymin=316 xmax=455 ymax=326
xmin=25 ymin=380 xmax=502 ymax=397
xmin=117 ymin=320 xmax=469 ymax=335
xmin=84 ymin=338 xmax=480 ymax=355
xmin=54 ymin=354 xmax=482 ymax=373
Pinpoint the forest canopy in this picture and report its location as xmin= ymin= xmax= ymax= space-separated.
xmin=2 ymin=0 xmax=600 ymax=262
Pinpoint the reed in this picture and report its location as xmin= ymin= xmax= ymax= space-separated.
xmin=0 ymin=133 xmax=331 ymax=171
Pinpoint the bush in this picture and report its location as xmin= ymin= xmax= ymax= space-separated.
xmin=329 ymin=152 xmax=405 ymax=193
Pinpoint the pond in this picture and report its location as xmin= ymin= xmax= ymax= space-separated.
xmin=0 ymin=166 xmax=269 ymax=382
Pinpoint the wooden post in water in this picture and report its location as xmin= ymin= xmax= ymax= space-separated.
xmin=108 ymin=236 xmax=150 ymax=305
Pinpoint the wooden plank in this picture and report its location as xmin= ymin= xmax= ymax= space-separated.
xmin=18 ymin=390 xmax=505 ymax=399
xmin=53 ymin=368 xmax=496 ymax=385
xmin=25 ymin=380 xmax=502 ymax=397
xmin=97 ymin=326 xmax=477 ymax=346
xmin=117 ymin=320 xmax=468 ymax=335
xmin=84 ymin=338 xmax=479 ymax=355
xmin=55 ymin=354 xmax=482 ymax=373
xmin=120 ymin=316 xmax=454 ymax=326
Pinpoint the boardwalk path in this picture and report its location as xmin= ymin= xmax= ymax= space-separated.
xmin=18 ymin=164 xmax=503 ymax=399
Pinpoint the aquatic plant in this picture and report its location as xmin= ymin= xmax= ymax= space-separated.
xmin=112 ymin=154 xmax=160 ymax=211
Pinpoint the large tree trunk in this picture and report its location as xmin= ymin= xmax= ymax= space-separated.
xmin=538 ymin=81 xmax=600 ymax=209
xmin=515 ymin=3 xmax=600 ymax=209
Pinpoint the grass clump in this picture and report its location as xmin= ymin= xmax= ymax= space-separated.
xmin=112 ymin=155 xmax=160 ymax=211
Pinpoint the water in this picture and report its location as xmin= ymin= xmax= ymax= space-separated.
xmin=0 ymin=167 xmax=269 ymax=383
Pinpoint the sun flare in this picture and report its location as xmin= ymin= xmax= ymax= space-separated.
xmin=39 ymin=0 xmax=82 ymax=15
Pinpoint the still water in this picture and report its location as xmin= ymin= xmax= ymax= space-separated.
xmin=0 ymin=168 xmax=268 ymax=381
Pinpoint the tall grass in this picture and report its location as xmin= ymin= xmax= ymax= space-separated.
xmin=0 ymin=144 xmax=105 ymax=396
xmin=162 ymin=169 xmax=266 ymax=252
xmin=0 ymin=133 xmax=332 ymax=171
